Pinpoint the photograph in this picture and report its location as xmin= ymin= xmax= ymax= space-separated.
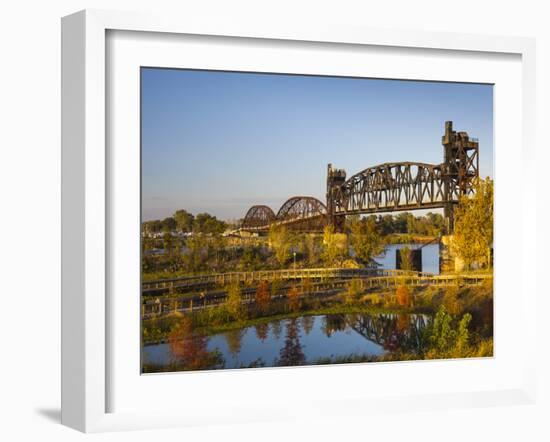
xmin=140 ymin=68 xmax=494 ymax=373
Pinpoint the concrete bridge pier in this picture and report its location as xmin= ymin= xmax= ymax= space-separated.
xmin=440 ymin=235 xmax=465 ymax=273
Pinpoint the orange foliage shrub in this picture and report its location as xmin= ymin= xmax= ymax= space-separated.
xmin=396 ymin=285 xmax=411 ymax=307
xmin=287 ymin=286 xmax=301 ymax=312
xmin=255 ymin=280 xmax=271 ymax=313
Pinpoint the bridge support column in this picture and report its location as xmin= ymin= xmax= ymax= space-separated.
xmin=440 ymin=235 xmax=465 ymax=273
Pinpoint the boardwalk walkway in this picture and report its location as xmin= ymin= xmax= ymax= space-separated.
xmin=142 ymin=268 xmax=491 ymax=318
xmin=142 ymin=267 xmax=432 ymax=295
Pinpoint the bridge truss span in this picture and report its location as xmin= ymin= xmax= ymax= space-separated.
xmin=241 ymin=205 xmax=276 ymax=229
xmin=241 ymin=121 xmax=479 ymax=233
xmin=276 ymin=196 xmax=327 ymax=231
xmin=333 ymin=161 xmax=447 ymax=215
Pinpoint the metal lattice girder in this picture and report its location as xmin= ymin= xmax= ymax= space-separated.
xmin=275 ymin=196 xmax=328 ymax=232
xmin=331 ymin=162 xmax=448 ymax=215
xmin=241 ymin=205 xmax=276 ymax=229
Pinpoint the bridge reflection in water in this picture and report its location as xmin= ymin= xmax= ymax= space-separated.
xmin=142 ymin=312 xmax=431 ymax=371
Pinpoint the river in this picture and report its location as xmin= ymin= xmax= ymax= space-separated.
xmin=142 ymin=312 xmax=430 ymax=371
xmin=375 ymin=243 xmax=440 ymax=274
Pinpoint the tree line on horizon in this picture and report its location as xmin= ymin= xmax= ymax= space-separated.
xmin=142 ymin=209 xmax=230 ymax=235
xmin=142 ymin=208 xmax=446 ymax=237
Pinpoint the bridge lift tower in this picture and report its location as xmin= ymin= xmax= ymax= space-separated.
xmin=441 ymin=120 xmax=479 ymax=231
xmin=325 ymin=121 xmax=479 ymax=234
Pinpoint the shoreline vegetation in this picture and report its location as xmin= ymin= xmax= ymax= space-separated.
xmin=142 ymin=279 xmax=493 ymax=373
xmin=141 ymin=210 xmax=449 ymax=282
xmin=141 ymin=179 xmax=493 ymax=372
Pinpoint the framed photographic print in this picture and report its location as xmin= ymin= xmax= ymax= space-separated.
xmin=61 ymin=9 xmax=537 ymax=432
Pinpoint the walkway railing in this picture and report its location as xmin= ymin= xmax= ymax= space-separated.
xmin=142 ymin=271 xmax=492 ymax=318
xmin=142 ymin=267 xmax=432 ymax=293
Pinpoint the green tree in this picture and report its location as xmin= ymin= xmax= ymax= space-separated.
xmin=183 ymin=235 xmax=206 ymax=272
xmin=142 ymin=219 xmax=163 ymax=234
xmin=162 ymin=232 xmax=175 ymax=256
xmin=268 ymin=225 xmax=292 ymax=266
xmin=452 ymin=178 xmax=494 ymax=269
xmin=456 ymin=313 xmax=472 ymax=356
xmin=349 ymin=216 xmax=385 ymax=266
xmin=173 ymin=209 xmax=194 ymax=233
xmin=193 ymin=212 xmax=226 ymax=234
xmin=429 ymin=305 xmax=456 ymax=353
xmin=161 ymin=216 xmax=177 ymax=232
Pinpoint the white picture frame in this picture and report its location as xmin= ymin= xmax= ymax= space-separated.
xmin=61 ymin=9 xmax=537 ymax=433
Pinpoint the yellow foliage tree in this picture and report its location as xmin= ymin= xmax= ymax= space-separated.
xmin=226 ymin=282 xmax=244 ymax=320
xmin=268 ymin=224 xmax=292 ymax=266
xmin=452 ymin=178 xmax=493 ymax=269
xmin=321 ymin=225 xmax=348 ymax=266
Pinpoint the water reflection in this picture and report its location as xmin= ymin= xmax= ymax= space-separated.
xmin=143 ymin=312 xmax=431 ymax=372
xmin=255 ymin=323 xmax=269 ymax=342
xmin=224 ymin=329 xmax=245 ymax=356
xmin=277 ymin=319 xmax=306 ymax=366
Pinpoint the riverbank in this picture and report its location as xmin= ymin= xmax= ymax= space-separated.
xmin=142 ymin=279 xmax=493 ymax=345
xmin=142 ymin=288 xmax=493 ymax=372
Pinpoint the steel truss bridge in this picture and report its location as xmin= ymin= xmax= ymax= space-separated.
xmin=240 ymin=121 xmax=479 ymax=233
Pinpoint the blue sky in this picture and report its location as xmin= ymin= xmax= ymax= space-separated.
xmin=141 ymin=68 xmax=493 ymax=221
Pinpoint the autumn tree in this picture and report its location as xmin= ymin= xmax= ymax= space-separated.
xmin=226 ymin=282 xmax=244 ymax=320
xmin=287 ymin=285 xmax=301 ymax=312
xmin=302 ymin=234 xmax=318 ymax=266
xmin=396 ymin=285 xmax=412 ymax=307
xmin=452 ymin=178 xmax=494 ymax=269
xmin=321 ymin=225 xmax=348 ymax=266
xmin=268 ymin=224 xmax=292 ymax=266
xmin=255 ymin=280 xmax=271 ymax=314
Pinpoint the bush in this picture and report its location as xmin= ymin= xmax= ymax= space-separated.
xmin=344 ymin=279 xmax=363 ymax=304
xmin=363 ymin=293 xmax=382 ymax=306
xmin=442 ymin=286 xmax=462 ymax=315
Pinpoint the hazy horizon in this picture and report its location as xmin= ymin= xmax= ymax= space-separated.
xmin=141 ymin=68 xmax=493 ymax=222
